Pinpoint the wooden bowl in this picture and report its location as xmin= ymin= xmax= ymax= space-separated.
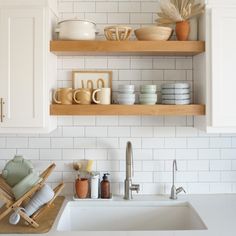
xmin=104 ymin=26 xmax=132 ymax=41
xmin=134 ymin=26 xmax=173 ymax=41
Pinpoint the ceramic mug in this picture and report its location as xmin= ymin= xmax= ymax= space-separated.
xmin=73 ymin=88 xmax=92 ymax=105
xmin=75 ymin=178 xmax=89 ymax=199
xmin=53 ymin=88 xmax=73 ymax=105
xmin=92 ymin=88 xmax=111 ymax=105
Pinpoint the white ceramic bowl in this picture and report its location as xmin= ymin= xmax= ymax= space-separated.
xmin=140 ymin=94 xmax=157 ymax=99
xmin=135 ymin=26 xmax=172 ymax=41
xmin=117 ymin=98 xmax=135 ymax=105
xmin=140 ymin=99 xmax=157 ymax=105
xmin=118 ymin=85 xmax=135 ymax=94
xmin=118 ymin=94 xmax=135 ymax=99
xmin=141 ymin=85 xmax=157 ymax=94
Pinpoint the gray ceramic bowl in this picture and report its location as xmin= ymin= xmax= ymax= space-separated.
xmin=161 ymin=88 xmax=190 ymax=95
xmin=162 ymin=99 xmax=191 ymax=105
xmin=162 ymin=83 xmax=190 ymax=89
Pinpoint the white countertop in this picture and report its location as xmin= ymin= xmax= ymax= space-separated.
xmin=2 ymin=194 xmax=236 ymax=236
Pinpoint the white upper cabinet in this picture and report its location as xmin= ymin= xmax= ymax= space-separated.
xmin=194 ymin=6 xmax=236 ymax=133
xmin=0 ymin=0 xmax=57 ymax=133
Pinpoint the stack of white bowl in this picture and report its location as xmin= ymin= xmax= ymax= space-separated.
xmin=117 ymin=85 xmax=135 ymax=105
xmin=139 ymin=85 xmax=157 ymax=105
xmin=161 ymin=83 xmax=191 ymax=105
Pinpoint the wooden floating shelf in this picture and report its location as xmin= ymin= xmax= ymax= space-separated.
xmin=50 ymin=104 xmax=206 ymax=116
xmin=50 ymin=40 xmax=205 ymax=56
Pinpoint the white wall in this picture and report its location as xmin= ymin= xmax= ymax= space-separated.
xmin=0 ymin=0 xmax=236 ymax=196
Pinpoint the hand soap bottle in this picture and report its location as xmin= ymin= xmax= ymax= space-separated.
xmin=101 ymin=173 xmax=110 ymax=199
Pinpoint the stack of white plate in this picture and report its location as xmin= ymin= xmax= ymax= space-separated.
xmin=117 ymin=85 xmax=135 ymax=105
xmin=139 ymin=85 xmax=157 ymax=105
xmin=161 ymin=83 xmax=191 ymax=105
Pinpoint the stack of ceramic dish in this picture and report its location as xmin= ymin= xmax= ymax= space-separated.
xmin=139 ymin=85 xmax=157 ymax=105
xmin=117 ymin=85 xmax=135 ymax=105
xmin=161 ymin=83 xmax=191 ymax=105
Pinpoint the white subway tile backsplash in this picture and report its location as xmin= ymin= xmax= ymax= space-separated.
xmin=119 ymin=2 xmax=141 ymax=12
xmin=6 ymin=138 xmax=28 ymax=148
xmin=29 ymin=138 xmax=50 ymax=149
xmin=153 ymin=58 xmax=175 ymax=70
xmin=165 ymin=138 xmax=187 ymax=149
xmin=130 ymin=13 xmax=153 ymax=24
xmin=187 ymin=160 xmax=209 ymax=171
xmin=40 ymin=149 xmax=62 ymax=160
xmin=154 ymin=127 xmax=175 ymax=137
xmin=210 ymin=160 xmax=232 ymax=171
xmin=164 ymin=70 xmax=186 ymax=81
xmin=142 ymin=138 xmax=164 ymax=149
xmin=176 ymin=149 xmax=198 ymax=159
xmin=210 ymin=138 xmax=232 ymax=148
xmin=51 ymin=138 xmax=74 ymax=149
xmin=108 ymin=127 xmax=130 ymax=137
xmin=154 ymin=149 xmax=175 ymax=160
xmin=74 ymin=2 xmax=96 ymax=12
xmin=0 ymin=149 xmax=17 ymax=160
xmin=62 ymin=149 xmax=84 ymax=160
xmin=63 ymin=127 xmax=85 ymax=137
xmin=96 ymin=2 xmax=118 ymax=12
xmin=85 ymin=127 xmax=108 ymax=137
xmin=0 ymin=138 xmax=6 ymax=148
xmin=131 ymin=127 xmax=153 ymax=137
xmin=85 ymin=149 xmax=107 ymax=160
xmin=74 ymin=138 xmax=97 ymax=148
xmin=198 ymin=149 xmax=221 ymax=160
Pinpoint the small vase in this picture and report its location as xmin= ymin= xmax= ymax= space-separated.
xmin=176 ymin=20 xmax=190 ymax=41
xmin=75 ymin=178 xmax=88 ymax=199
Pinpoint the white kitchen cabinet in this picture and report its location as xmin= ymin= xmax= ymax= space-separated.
xmin=194 ymin=6 xmax=236 ymax=133
xmin=0 ymin=0 xmax=57 ymax=133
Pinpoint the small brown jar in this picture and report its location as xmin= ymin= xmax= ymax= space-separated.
xmin=75 ymin=178 xmax=89 ymax=199
xmin=101 ymin=173 xmax=110 ymax=199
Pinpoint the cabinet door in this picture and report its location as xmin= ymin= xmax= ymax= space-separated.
xmin=0 ymin=8 xmax=45 ymax=128
xmin=211 ymin=8 xmax=236 ymax=127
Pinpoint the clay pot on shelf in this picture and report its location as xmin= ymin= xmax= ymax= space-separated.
xmin=75 ymin=178 xmax=89 ymax=199
xmin=175 ymin=20 xmax=190 ymax=41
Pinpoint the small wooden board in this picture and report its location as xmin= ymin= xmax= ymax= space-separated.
xmin=0 ymin=196 xmax=65 ymax=234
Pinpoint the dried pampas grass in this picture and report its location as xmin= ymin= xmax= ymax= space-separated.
xmin=156 ymin=0 xmax=205 ymax=25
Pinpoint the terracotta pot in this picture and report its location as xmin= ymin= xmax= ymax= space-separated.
xmin=176 ymin=21 xmax=190 ymax=41
xmin=75 ymin=178 xmax=88 ymax=199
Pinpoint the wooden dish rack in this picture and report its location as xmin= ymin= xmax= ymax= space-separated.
xmin=0 ymin=163 xmax=64 ymax=228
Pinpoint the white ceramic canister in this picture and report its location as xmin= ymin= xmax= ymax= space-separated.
xmin=55 ymin=19 xmax=97 ymax=40
xmin=91 ymin=174 xmax=100 ymax=199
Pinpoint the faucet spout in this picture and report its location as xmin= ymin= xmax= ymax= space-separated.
xmin=124 ymin=141 xmax=140 ymax=200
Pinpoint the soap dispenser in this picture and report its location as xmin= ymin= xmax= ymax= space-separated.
xmin=101 ymin=173 xmax=110 ymax=199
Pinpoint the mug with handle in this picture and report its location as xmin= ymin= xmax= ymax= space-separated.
xmin=92 ymin=88 xmax=111 ymax=105
xmin=53 ymin=88 xmax=73 ymax=105
xmin=73 ymin=89 xmax=92 ymax=105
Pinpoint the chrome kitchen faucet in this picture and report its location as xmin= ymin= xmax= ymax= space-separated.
xmin=124 ymin=141 xmax=140 ymax=200
xmin=170 ymin=159 xmax=186 ymax=200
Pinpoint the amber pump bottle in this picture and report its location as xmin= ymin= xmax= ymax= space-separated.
xmin=101 ymin=173 xmax=110 ymax=199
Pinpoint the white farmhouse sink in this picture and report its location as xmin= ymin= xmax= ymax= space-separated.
xmin=57 ymin=200 xmax=207 ymax=231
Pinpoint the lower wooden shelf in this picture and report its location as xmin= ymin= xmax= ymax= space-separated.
xmin=50 ymin=104 xmax=205 ymax=116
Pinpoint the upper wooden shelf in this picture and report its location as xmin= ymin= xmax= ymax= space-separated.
xmin=50 ymin=40 xmax=205 ymax=56
xmin=50 ymin=104 xmax=205 ymax=116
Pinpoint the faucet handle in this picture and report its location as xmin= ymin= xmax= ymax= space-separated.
xmin=130 ymin=184 xmax=140 ymax=193
xmin=176 ymin=187 xmax=186 ymax=195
